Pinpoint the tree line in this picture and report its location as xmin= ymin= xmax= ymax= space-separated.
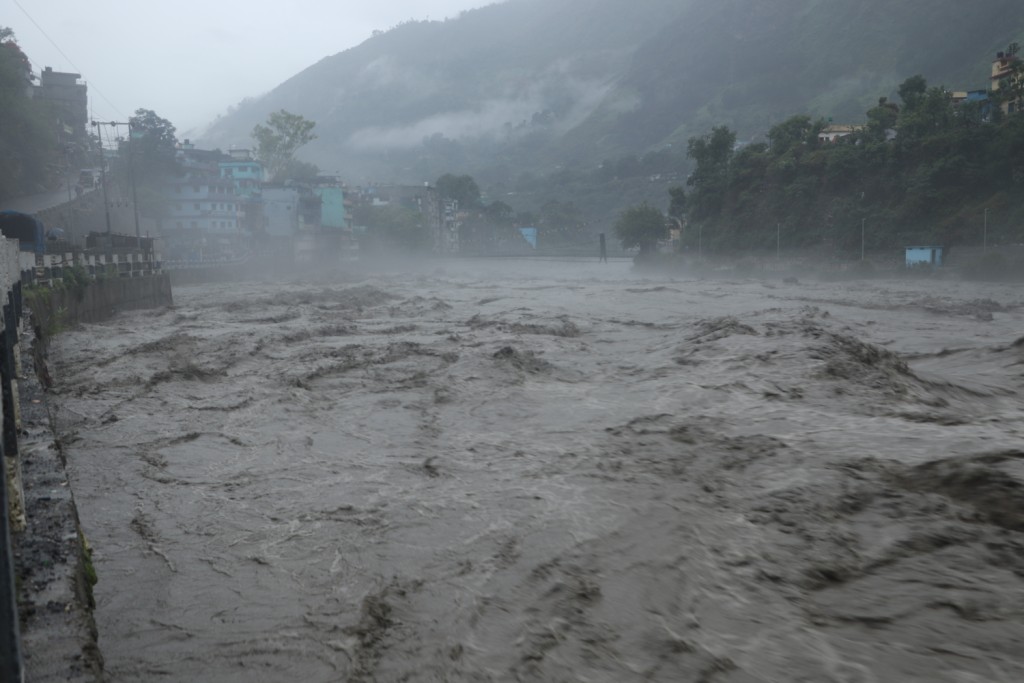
xmin=670 ymin=62 xmax=1024 ymax=256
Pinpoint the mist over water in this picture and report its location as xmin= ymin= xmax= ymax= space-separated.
xmin=52 ymin=259 xmax=1024 ymax=681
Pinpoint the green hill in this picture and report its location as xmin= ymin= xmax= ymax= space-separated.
xmin=200 ymin=0 xmax=1024 ymax=225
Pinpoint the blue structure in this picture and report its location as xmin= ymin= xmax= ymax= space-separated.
xmin=518 ymin=227 xmax=537 ymax=248
xmin=0 ymin=211 xmax=45 ymax=254
xmin=313 ymin=186 xmax=347 ymax=231
xmin=905 ymin=246 xmax=943 ymax=267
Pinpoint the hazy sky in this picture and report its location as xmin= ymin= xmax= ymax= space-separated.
xmin=6 ymin=0 xmax=493 ymax=135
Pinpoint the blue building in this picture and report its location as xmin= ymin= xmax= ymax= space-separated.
xmin=905 ymin=246 xmax=943 ymax=267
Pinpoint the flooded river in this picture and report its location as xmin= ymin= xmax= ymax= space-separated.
xmin=51 ymin=259 xmax=1024 ymax=682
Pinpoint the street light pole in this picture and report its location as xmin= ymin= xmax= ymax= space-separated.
xmin=776 ymin=222 xmax=780 ymax=260
xmin=861 ymin=218 xmax=866 ymax=261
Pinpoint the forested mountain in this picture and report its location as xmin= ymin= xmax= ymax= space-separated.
xmin=200 ymin=0 xmax=1024 ymax=222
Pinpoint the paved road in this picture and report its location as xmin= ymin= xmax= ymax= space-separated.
xmin=0 ymin=177 xmax=96 ymax=215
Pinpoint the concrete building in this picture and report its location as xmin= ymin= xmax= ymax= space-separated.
xmin=991 ymin=50 xmax=1022 ymax=115
xmin=219 ymin=150 xmax=264 ymax=235
xmin=161 ymin=142 xmax=245 ymax=262
xmin=262 ymin=187 xmax=300 ymax=239
xmin=33 ymin=67 xmax=88 ymax=137
xmin=817 ymin=124 xmax=864 ymax=143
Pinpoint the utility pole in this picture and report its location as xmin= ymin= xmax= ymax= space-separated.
xmin=776 ymin=222 xmax=780 ymax=260
xmin=861 ymin=218 xmax=866 ymax=261
xmin=91 ymin=120 xmax=141 ymax=247
xmin=91 ymin=121 xmax=114 ymax=255
xmin=127 ymin=121 xmax=141 ymax=243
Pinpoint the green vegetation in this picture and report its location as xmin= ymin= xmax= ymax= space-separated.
xmin=679 ymin=73 xmax=1024 ymax=255
xmin=25 ymin=286 xmax=68 ymax=338
xmin=0 ymin=27 xmax=58 ymax=200
xmin=614 ymin=202 xmax=665 ymax=255
xmin=252 ymin=110 xmax=317 ymax=182
xmin=203 ymin=0 xmax=1024 ymax=235
xmin=125 ymin=108 xmax=179 ymax=182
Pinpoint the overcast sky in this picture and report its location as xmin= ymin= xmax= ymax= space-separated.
xmin=6 ymin=0 xmax=493 ymax=135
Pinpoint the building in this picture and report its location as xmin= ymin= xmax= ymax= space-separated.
xmin=219 ymin=150 xmax=264 ymax=235
xmin=951 ymin=89 xmax=993 ymax=120
xmin=817 ymin=124 xmax=864 ymax=143
xmin=991 ymin=50 xmax=1022 ymax=115
xmin=262 ymin=187 xmax=301 ymax=239
xmin=905 ymin=246 xmax=943 ymax=268
xmin=33 ymin=67 xmax=88 ymax=137
xmin=161 ymin=141 xmax=245 ymax=262
xmin=313 ymin=183 xmax=348 ymax=232
xmin=220 ymin=149 xmax=263 ymax=198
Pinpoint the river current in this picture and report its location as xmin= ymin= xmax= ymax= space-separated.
xmin=51 ymin=258 xmax=1024 ymax=682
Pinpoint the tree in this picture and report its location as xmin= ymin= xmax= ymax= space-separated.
xmin=252 ymin=110 xmax=317 ymax=182
xmin=668 ymin=186 xmax=687 ymax=219
xmin=127 ymin=108 xmax=178 ymax=183
xmin=435 ymin=173 xmax=481 ymax=209
xmin=687 ymin=126 xmax=736 ymax=221
xmin=614 ymin=202 xmax=666 ymax=254
xmin=767 ymin=115 xmax=823 ymax=155
xmin=0 ymin=27 xmax=56 ymax=200
xmin=898 ymin=85 xmax=955 ymax=139
xmin=866 ymin=97 xmax=899 ymax=140
xmin=897 ymin=75 xmax=928 ymax=109
xmin=484 ymin=200 xmax=514 ymax=225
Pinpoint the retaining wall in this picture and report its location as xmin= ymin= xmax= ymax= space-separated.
xmin=30 ymin=273 xmax=173 ymax=328
xmin=4 ymin=258 xmax=173 ymax=682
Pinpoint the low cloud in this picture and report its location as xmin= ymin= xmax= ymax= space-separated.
xmin=347 ymin=66 xmax=618 ymax=151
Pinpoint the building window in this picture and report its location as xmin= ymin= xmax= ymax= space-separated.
xmin=176 ymin=221 xmax=183 ymax=229
xmin=175 ymin=186 xmax=181 ymax=194
xmin=194 ymin=203 xmax=200 ymax=210
xmin=190 ymin=221 xmax=198 ymax=229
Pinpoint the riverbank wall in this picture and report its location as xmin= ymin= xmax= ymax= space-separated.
xmin=3 ymin=244 xmax=173 ymax=682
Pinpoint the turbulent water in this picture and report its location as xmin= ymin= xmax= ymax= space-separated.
xmin=51 ymin=259 xmax=1024 ymax=682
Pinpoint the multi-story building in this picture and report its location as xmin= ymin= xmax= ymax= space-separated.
xmin=219 ymin=149 xmax=264 ymax=235
xmin=33 ymin=67 xmax=88 ymax=135
xmin=991 ymin=50 xmax=1022 ymax=115
xmin=161 ymin=141 xmax=245 ymax=262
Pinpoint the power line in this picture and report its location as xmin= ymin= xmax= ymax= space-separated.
xmin=11 ymin=0 xmax=127 ymax=119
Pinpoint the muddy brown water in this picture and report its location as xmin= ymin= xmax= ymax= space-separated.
xmin=51 ymin=259 xmax=1024 ymax=682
